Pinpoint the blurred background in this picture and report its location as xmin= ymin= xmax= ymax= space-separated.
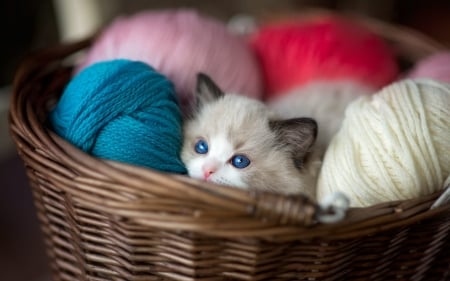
xmin=1 ymin=1 xmax=449 ymax=280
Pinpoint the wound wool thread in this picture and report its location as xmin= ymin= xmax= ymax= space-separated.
xmin=317 ymin=79 xmax=450 ymax=207
xmin=407 ymin=52 xmax=450 ymax=83
xmin=77 ymin=9 xmax=263 ymax=114
xmin=50 ymin=59 xmax=187 ymax=174
xmin=250 ymin=16 xmax=398 ymax=99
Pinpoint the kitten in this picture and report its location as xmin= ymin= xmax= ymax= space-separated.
xmin=268 ymin=80 xmax=375 ymax=151
xmin=181 ymin=73 xmax=320 ymax=198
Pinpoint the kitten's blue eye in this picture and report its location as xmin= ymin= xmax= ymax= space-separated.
xmin=194 ymin=139 xmax=209 ymax=154
xmin=231 ymin=155 xmax=251 ymax=169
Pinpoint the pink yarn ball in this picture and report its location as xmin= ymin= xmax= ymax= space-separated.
xmin=77 ymin=9 xmax=263 ymax=112
xmin=407 ymin=52 xmax=450 ymax=83
xmin=250 ymin=16 xmax=399 ymax=99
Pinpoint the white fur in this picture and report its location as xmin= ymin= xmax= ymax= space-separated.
xmin=182 ymin=94 xmax=319 ymax=198
xmin=184 ymin=134 xmax=247 ymax=188
xmin=269 ymin=80 xmax=375 ymax=150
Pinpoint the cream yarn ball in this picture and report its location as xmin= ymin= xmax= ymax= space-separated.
xmin=317 ymin=79 xmax=450 ymax=207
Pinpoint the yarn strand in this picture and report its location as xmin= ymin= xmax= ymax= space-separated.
xmin=50 ymin=59 xmax=187 ymax=174
xmin=318 ymin=79 xmax=450 ymax=207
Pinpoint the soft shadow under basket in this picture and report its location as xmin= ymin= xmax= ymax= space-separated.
xmin=9 ymin=11 xmax=450 ymax=281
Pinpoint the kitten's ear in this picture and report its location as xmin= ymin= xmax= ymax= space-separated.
xmin=269 ymin=118 xmax=318 ymax=168
xmin=196 ymin=73 xmax=224 ymax=108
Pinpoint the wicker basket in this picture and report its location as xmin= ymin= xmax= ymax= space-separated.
xmin=9 ymin=11 xmax=450 ymax=281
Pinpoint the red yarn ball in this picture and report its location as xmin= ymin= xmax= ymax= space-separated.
xmin=250 ymin=16 xmax=399 ymax=98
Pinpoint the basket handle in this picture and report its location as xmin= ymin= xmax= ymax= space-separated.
xmin=249 ymin=191 xmax=350 ymax=226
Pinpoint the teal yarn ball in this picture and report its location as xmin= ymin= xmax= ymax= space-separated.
xmin=50 ymin=59 xmax=187 ymax=174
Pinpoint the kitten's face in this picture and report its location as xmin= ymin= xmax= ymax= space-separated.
xmin=181 ymin=74 xmax=318 ymax=197
xmin=183 ymin=93 xmax=276 ymax=188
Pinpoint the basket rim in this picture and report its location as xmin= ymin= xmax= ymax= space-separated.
xmin=8 ymin=12 xmax=450 ymax=240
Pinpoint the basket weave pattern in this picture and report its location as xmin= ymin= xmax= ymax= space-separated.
xmin=9 ymin=14 xmax=450 ymax=281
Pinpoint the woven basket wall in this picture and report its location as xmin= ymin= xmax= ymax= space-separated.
xmin=9 ymin=11 xmax=450 ymax=281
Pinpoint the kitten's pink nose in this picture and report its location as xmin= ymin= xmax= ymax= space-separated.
xmin=203 ymin=170 xmax=214 ymax=179
xmin=202 ymin=163 xmax=218 ymax=180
